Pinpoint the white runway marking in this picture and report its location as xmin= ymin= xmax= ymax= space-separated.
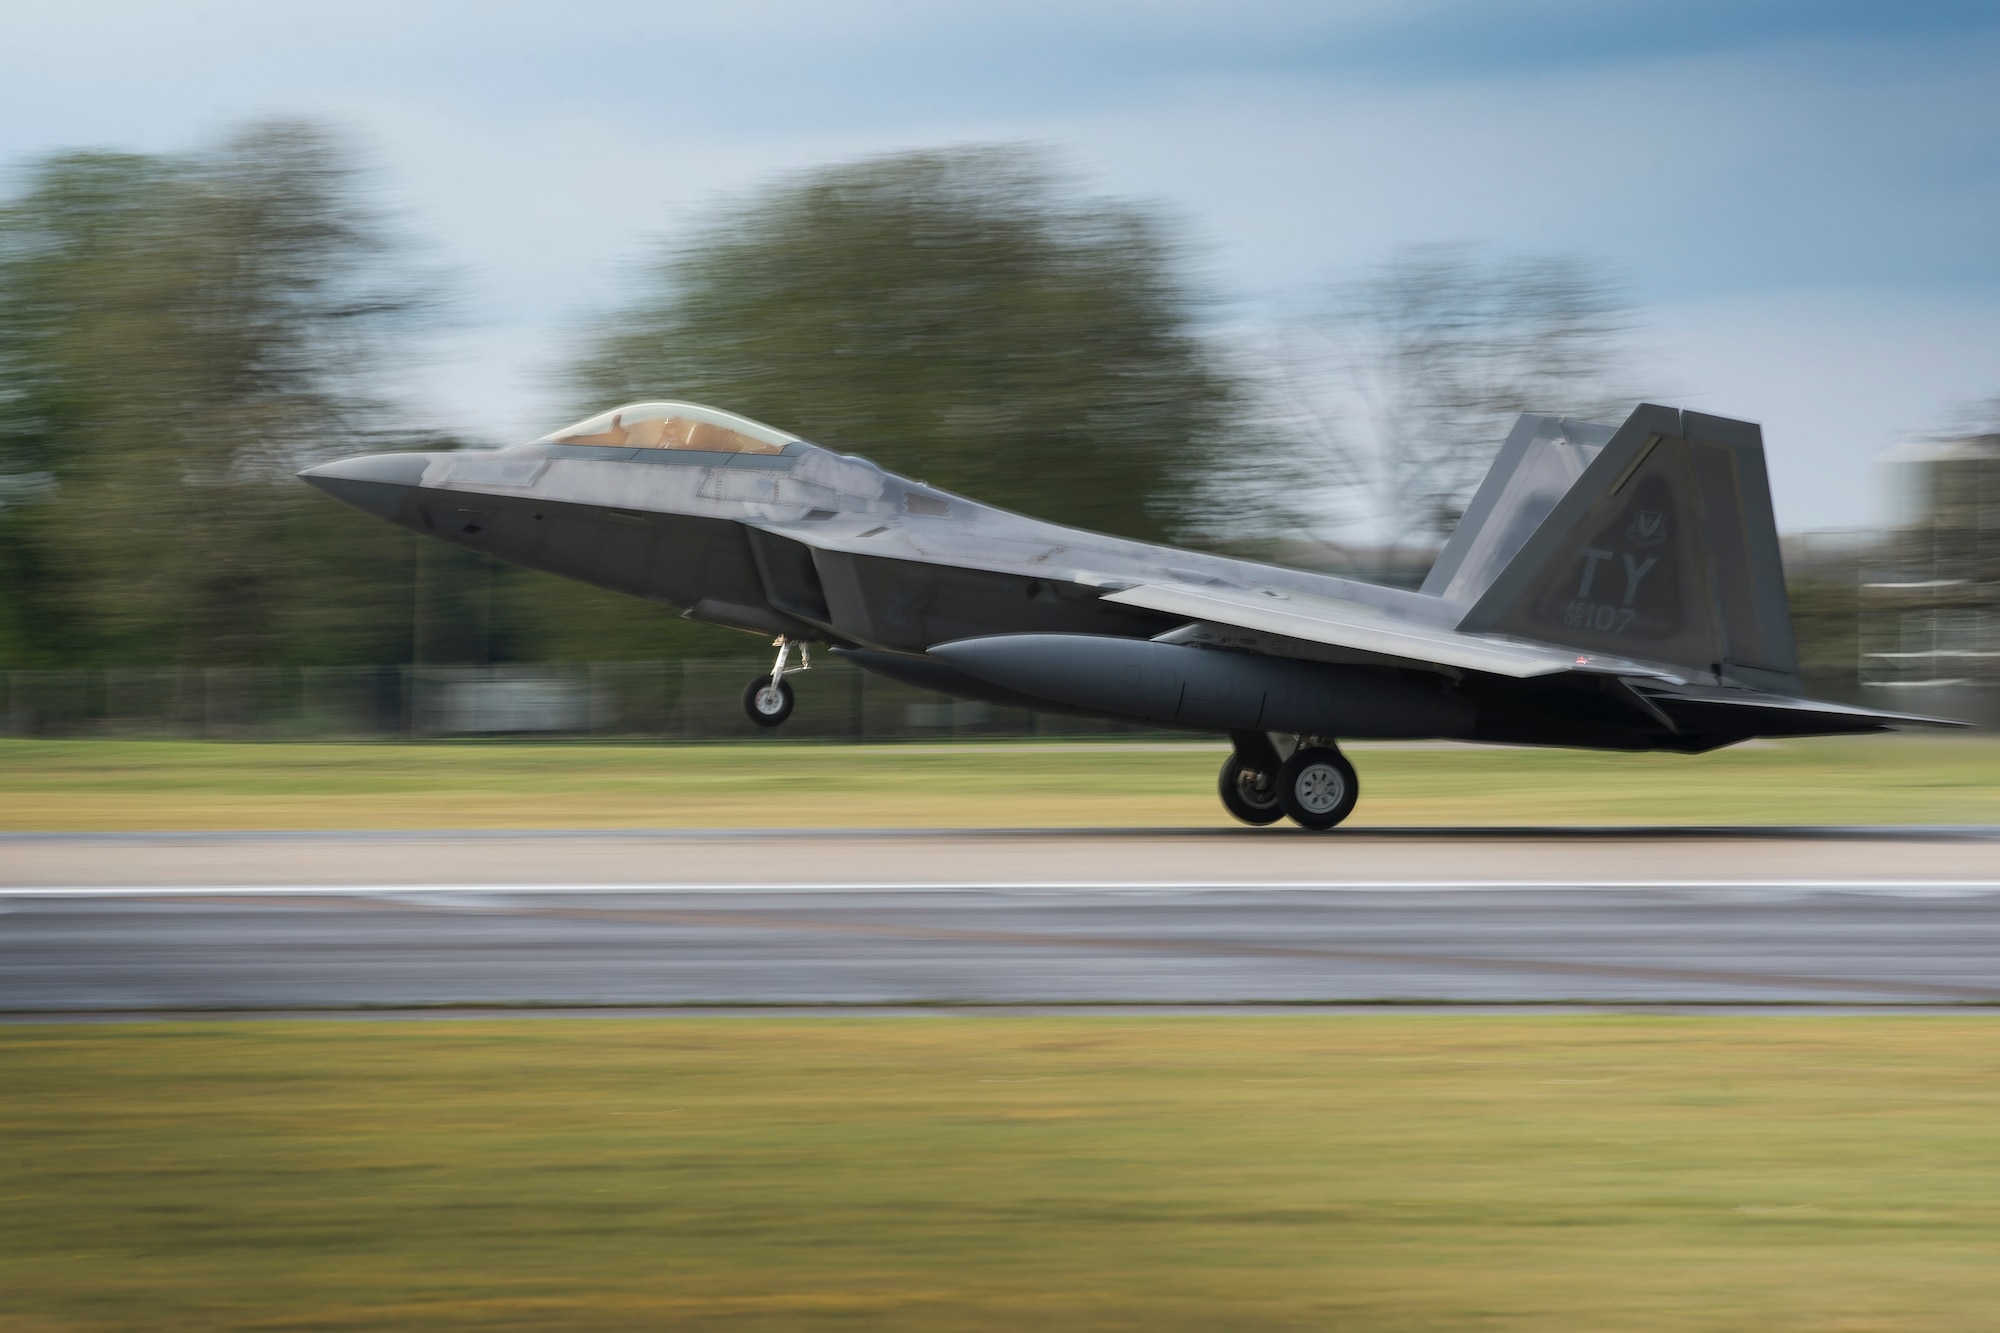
xmin=13 ymin=874 xmax=2000 ymax=1008
xmin=8 ymin=879 xmax=2000 ymax=898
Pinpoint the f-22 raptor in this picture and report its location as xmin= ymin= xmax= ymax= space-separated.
xmin=301 ymin=400 xmax=1948 ymax=829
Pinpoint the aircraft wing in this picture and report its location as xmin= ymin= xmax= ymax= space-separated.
xmin=1100 ymin=582 xmax=1678 ymax=681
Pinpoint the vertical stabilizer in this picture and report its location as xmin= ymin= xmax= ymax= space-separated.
xmin=1422 ymin=413 xmax=1617 ymax=603
xmin=1456 ymin=405 xmax=1799 ymax=692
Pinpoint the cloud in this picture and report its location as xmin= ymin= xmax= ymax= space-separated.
xmin=3 ymin=1 xmax=1997 ymax=526
xmin=1654 ymin=288 xmax=2000 ymax=531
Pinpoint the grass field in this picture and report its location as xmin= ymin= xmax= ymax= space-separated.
xmin=0 ymin=733 xmax=1995 ymax=830
xmin=4 ymin=1017 xmax=1999 ymax=1331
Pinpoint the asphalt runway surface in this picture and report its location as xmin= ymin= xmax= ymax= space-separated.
xmin=4 ymin=827 xmax=1998 ymax=1013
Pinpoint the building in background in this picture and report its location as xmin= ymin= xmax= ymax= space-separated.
xmin=1862 ymin=436 xmax=2000 ymax=725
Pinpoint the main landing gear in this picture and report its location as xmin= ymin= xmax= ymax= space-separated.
xmin=1218 ymin=732 xmax=1359 ymax=830
xmin=743 ymin=636 xmax=810 ymax=728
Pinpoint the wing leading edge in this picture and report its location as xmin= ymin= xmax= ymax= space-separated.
xmin=1101 ymin=582 xmax=1677 ymax=680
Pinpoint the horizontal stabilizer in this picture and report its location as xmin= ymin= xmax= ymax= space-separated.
xmin=1628 ymin=680 xmax=1970 ymax=737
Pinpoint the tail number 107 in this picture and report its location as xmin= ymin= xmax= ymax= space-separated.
xmin=1563 ymin=599 xmax=1637 ymax=633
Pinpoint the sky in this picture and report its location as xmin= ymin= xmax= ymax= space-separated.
xmin=5 ymin=0 xmax=1998 ymax=532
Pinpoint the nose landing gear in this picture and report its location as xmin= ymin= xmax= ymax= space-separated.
xmin=743 ymin=636 xmax=810 ymax=728
xmin=1216 ymin=732 xmax=1358 ymax=830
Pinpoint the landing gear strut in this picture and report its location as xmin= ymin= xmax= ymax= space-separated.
xmin=743 ymin=636 xmax=810 ymax=728
xmin=1216 ymin=732 xmax=1359 ymax=830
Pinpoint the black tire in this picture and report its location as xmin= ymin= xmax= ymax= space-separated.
xmin=1218 ymin=754 xmax=1286 ymax=826
xmin=1276 ymin=746 xmax=1359 ymax=830
xmin=742 ymin=675 xmax=795 ymax=728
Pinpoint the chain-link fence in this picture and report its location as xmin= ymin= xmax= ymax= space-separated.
xmin=0 ymin=658 xmax=1175 ymax=742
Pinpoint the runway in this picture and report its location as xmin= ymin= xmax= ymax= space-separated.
xmin=5 ymin=827 xmax=1998 ymax=1012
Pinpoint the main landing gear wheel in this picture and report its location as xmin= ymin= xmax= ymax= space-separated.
xmin=742 ymin=674 xmax=795 ymax=727
xmin=1277 ymin=746 xmax=1359 ymax=830
xmin=1218 ymin=754 xmax=1285 ymax=826
xmin=743 ymin=635 xmax=809 ymax=728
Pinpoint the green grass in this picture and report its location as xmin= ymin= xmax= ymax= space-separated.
xmin=0 ymin=734 xmax=1996 ymax=829
xmin=4 ymin=1017 xmax=2000 ymax=1330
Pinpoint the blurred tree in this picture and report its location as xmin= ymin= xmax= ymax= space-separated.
xmin=1266 ymin=243 xmax=1647 ymax=567
xmin=0 ymin=123 xmax=436 ymax=668
xmin=570 ymin=146 xmax=1241 ymax=544
xmin=1788 ymin=575 xmax=1863 ymax=703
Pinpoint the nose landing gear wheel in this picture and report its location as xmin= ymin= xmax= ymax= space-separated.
xmin=743 ymin=674 xmax=795 ymax=727
xmin=1277 ymin=746 xmax=1358 ymax=830
xmin=743 ymin=635 xmax=808 ymax=728
xmin=1218 ymin=754 xmax=1285 ymax=826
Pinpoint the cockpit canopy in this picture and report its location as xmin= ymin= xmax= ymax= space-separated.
xmin=539 ymin=401 xmax=794 ymax=456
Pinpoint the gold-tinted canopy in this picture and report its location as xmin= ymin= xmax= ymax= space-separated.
xmin=541 ymin=402 xmax=793 ymax=455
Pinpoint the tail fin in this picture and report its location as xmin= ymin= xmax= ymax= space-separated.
xmin=1455 ymin=404 xmax=1800 ymax=693
xmin=1422 ymin=413 xmax=1619 ymax=603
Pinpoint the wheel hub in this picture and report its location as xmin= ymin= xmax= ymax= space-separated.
xmin=1294 ymin=764 xmax=1345 ymax=814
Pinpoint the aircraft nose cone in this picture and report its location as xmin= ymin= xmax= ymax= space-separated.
xmin=297 ymin=453 xmax=433 ymax=520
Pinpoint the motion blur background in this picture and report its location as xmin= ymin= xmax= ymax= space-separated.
xmin=3 ymin=0 xmax=1997 ymax=735
xmin=8 ymin=11 xmax=2000 ymax=1331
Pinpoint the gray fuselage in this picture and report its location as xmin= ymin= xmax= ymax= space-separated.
xmin=299 ymin=433 xmax=1844 ymax=752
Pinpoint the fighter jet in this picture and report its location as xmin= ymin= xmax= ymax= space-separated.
xmin=300 ymin=400 xmax=1951 ymax=829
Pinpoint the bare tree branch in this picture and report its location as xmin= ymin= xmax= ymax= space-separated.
xmin=1271 ymin=243 xmax=1648 ymax=561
